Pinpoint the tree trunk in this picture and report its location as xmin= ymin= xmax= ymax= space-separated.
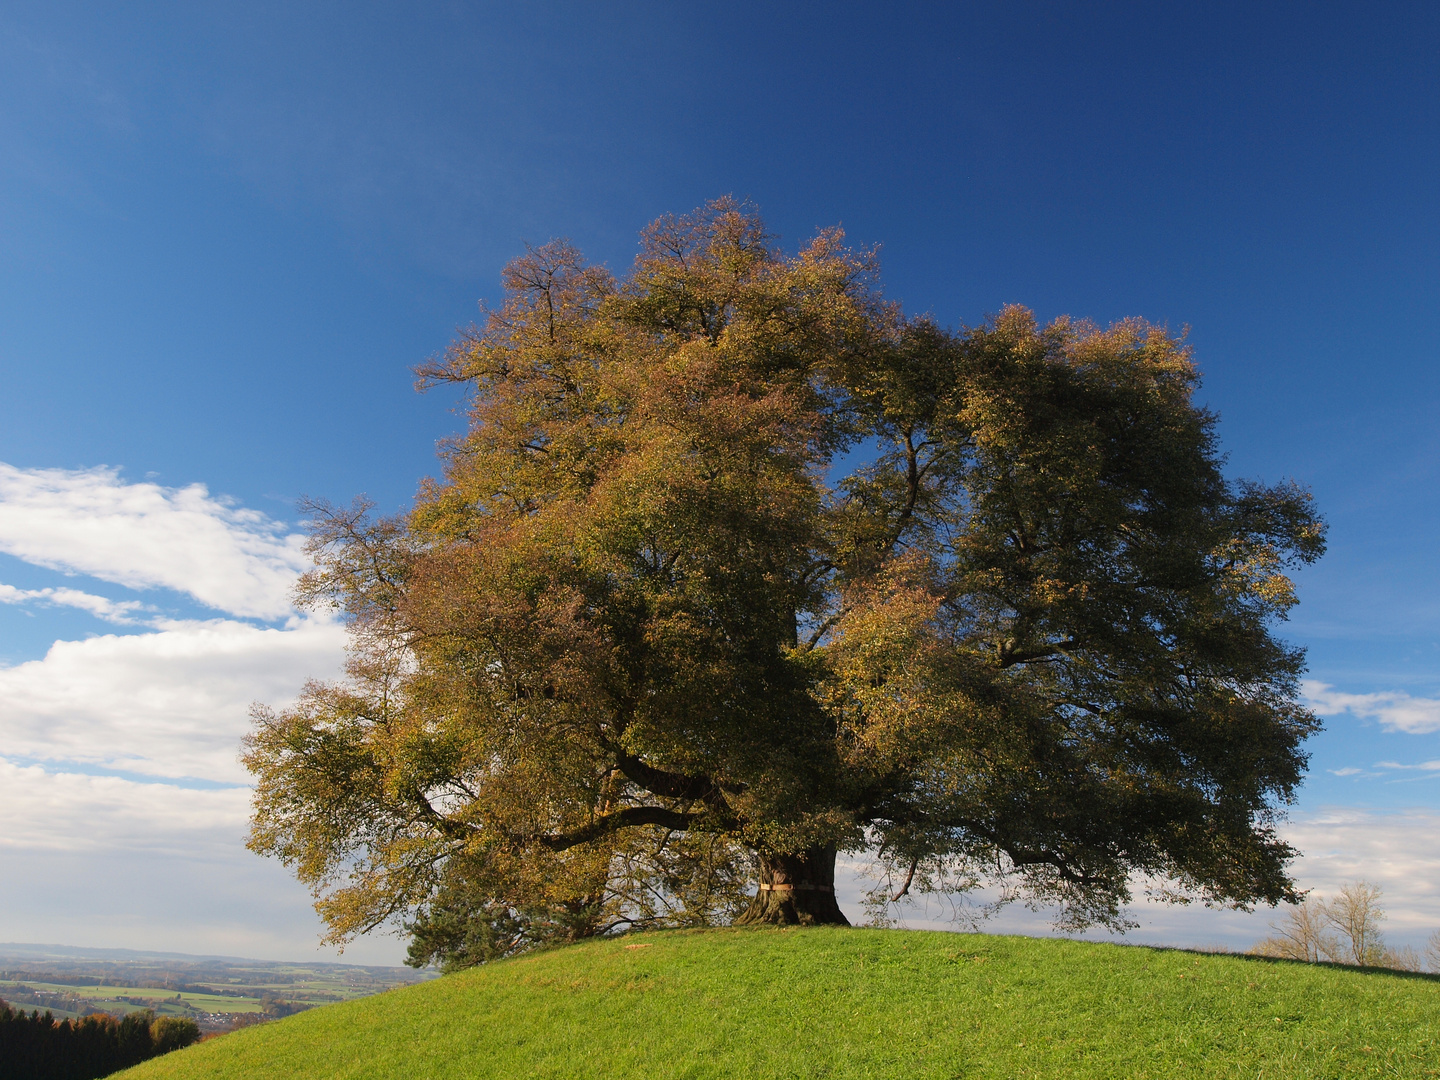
xmin=734 ymin=846 xmax=850 ymax=926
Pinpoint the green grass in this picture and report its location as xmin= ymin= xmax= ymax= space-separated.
xmin=117 ymin=927 xmax=1440 ymax=1079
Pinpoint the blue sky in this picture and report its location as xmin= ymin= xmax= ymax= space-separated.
xmin=1 ymin=2 xmax=1438 ymax=963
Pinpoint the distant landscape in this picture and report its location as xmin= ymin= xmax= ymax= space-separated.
xmin=0 ymin=944 xmax=433 ymax=1034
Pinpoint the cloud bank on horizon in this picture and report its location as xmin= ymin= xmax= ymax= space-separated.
xmin=0 ymin=463 xmax=353 ymax=956
xmin=0 ymin=462 xmax=1437 ymax=958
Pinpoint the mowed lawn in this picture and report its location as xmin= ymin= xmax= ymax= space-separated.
xmin=119 ymin=927 xmax=1440 ymax=1079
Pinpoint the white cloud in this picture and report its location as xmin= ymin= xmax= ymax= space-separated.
xmin=0 ymin=581 xmax=150 ymax=624
xmin=0 ymin=762 xmax=407 ymax=964
xmin=1278 ymin=808 xmax=1440 ymax=935
xmin=1375 ymin=760 xmax=1440 ymax=772
xmin=0 ymin=463 xmax=309 ymax=620
xmin=0 ymin=616 xmax=347 ymax=782
xmin=0 ymin=760 xmax=250 ymax=854
xmin=0 ymin=464 xmax=383 ymax=960
xmin=0 ymin=463 xmax=345 ymax=782
xmin=1303 ymin=679 xmax=1440 ymax=734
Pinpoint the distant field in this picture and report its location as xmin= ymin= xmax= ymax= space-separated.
xmin=0 ymin=947 xmax=430 ymax=1030
xmin=12 ymin=983 xmax=267 ymax=1014
xmin=116 ymin=927 xmax=1440 ymax=1079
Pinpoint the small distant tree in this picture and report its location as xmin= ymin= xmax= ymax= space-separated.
xmin=1252 ymin=897 xmax=1337 ymax=962
xmin=1324 ymin=880 xmax=1387 ymax=966
xmin=1427 ymin=929 xmax=1440 ymax=973
xmin=1254 ymin=880 xmax=1397 ymax=967
xmin=1383 ymin=944 xmax=1425 ymax=973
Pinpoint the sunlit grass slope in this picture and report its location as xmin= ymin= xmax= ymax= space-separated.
xmin=119 ymin=927 xmax=1440 ymax=1079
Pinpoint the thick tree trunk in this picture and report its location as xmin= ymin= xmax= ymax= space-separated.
xmin=734 ymin=846 xmax=850 ymax=926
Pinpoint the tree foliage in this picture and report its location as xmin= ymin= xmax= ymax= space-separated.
xmin=245 ymin=199 xmax=1325 ymax=963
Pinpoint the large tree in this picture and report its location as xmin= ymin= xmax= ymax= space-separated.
xmin=245 ymin=200 xmax=1325 ymax=965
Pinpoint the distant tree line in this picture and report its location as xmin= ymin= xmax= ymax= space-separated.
xmin=0 ymin=985 xmax=90 ymax=1015
xmin=0 ymin=1004 xmax=199 ymax=1080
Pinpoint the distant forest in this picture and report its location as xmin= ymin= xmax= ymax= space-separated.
xmin=0 ymin=1004 xmax=199 ymax=1080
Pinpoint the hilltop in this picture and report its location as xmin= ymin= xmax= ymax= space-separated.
xmin=118 ymin=927 xmax=1440 ymax=1079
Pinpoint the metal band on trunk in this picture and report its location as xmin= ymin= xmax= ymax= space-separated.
xmin=757 ymin=883 xmax=833 ymax=892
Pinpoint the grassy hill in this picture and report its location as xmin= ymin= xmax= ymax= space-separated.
xmin=117 ymin=927 xmax=1440 ymax=1079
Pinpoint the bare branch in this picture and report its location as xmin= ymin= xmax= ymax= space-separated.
xmin=890 ymin=857 xmax=919 ymax=902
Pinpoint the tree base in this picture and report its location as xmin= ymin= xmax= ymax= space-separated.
xmin=734 ymin=847 xmax=850 ymax=926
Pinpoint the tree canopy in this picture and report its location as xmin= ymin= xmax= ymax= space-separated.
xmin=245 ymin=199 xmax=1325 ymax=967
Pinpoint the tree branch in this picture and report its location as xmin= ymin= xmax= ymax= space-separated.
xmin=998 ymin=638 xmax=1080 ymax=668
xmin=890 ymin=857 xmax=919 ymax=902
xmin=803 ymin=611 xmax=845 ymax=651
xmin=613 ymin=750 xmax=727 ymax=803
xmin=539 ymin=805 xmax=705 ymax=851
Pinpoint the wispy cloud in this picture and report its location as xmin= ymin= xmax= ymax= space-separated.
xmin=0 ymin=581 xmax=150 ymax=624
xmin=0 ymin=761 xmax=389 ymax=962
xmin=1303 ymin=679 xmax=1440 ymax=734
xmin=0 ymin=464 xmax=308 ymax=620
